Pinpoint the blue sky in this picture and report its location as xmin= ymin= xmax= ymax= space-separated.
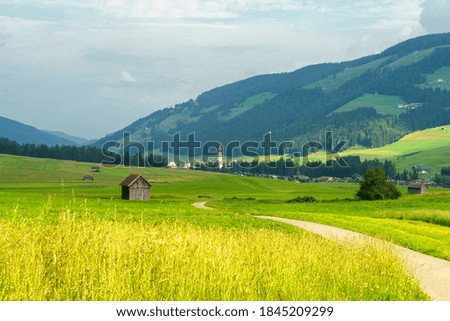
xmin=0 ymin=0 xmax=449 ymax=139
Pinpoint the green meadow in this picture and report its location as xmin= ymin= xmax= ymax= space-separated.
xmin=420 ymin=66 xmax=450 ymax=91
xmin=309 ymin=125 xmax=450 ymax=172
xmin=2 ymin=153 xmax=449 ymax=300
xmin=304 ymin=57 xmax=391 ymax=92
xmin=330 ymin=94 xmax=406 ymax=116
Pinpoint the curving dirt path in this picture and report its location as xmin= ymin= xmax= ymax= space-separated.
xmin=257 ymin=216 xmax=450 ymax=301
xmin=191 ymin=202 xmax=450 ymax=300
xmin=192 ymin=201 xmax=214 ymax=210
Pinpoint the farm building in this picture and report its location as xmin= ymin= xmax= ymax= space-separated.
xmin=407 ymin=182 xmax=428 ymax=194
xmin=412 ymin=166 xmax=431 ymax=174
xmin=119 ymin=174 xmax=152 ymax=201
xmin=167 ymin=161 xmax=177 ymax=169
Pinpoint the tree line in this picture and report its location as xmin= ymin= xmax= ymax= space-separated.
xmin=0 ymin=137 xmax=106 ymax=163
xmin=0 ymin=137 xmax=170 ymax=168
xmin=203 ymin=156 xmax=398 ymax=179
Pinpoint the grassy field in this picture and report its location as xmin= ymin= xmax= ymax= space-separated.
xmin=304 ymin=57 xmax=391 ymax=92
xmin=1 ymin=153 xmax=448 ymax=300
xmin=330 ymin=94 xmax=405 ymax=116
xmin=217 ymin=92 xmax=276 ymax=122
xmin=385 ymin=46 xmax=446 ymax=68
xmin=211 ymin=193 xmax=450 ymax=260
xmin=338 ymin=125 xmax=450 ymax=172
xmin=420 ymin=66 xmax=450 ymax=91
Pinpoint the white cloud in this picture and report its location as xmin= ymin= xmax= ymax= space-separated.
xmin=120 ymin=70 xmax=137 ymax=83
xmin=420 ymin=0 xmax=450 ymax=33
xmin=0 ymin=15 xmax=51 ymax=29
xmin=0 ymin=0 xmax=431 ymax=138
xmin=0 ymin=0 xmax=339 ymax=20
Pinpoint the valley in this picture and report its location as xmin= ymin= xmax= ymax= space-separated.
xmin=0 ymin=153 xmax=449 ymax=300
xmin=1 ymin=32 xmax=450 ymax=304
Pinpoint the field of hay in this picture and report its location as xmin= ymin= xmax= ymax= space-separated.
xmin=1 ymin=153 xmax=448 ymax=300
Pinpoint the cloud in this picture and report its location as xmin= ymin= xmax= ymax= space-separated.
xmin=0 ymin=14 xmax=51 ymax=29
xmin=420 ymin=0 xmax=450 ymax=33
xmin=120 ymin=71 xmax=138 ymax=83
xmin=0 ymin=33 xmax=11 ymax=47
xmin=0 ymin=0 xmax=432 ymax=138
xmin=0 ymin=0 xmax=336 ymax=20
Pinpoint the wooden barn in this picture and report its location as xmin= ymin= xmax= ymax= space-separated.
xmin=119 ymin=174 xmax=152 ymax=201
xmin=82 ymin=174 xmax=94 ymax=181
xmin=407 ymin=182 xmax=427 ymax=194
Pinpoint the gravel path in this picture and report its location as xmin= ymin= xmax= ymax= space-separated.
xmin=192 ymin=201 xmax=214 ymax=210
xmin=257 ymin=216 xmax=450 ymax=301
xmin=191 ymin=202 xmax=449 ymax=300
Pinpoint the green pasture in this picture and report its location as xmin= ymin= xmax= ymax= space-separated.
xmin=386 ymin=46 xmax=445 ymax=68
xmin=338 ymin=125 xmax=450 ymax=172
xmin=330 ymin=94 xmax=405 ymax=116
xmin=217 ymin=92 xmax=276 ymax=122
xmin=420 ymin=66 xmax=450 ymax=91
xmin=304 ymin=57 xmax=391 ymax=92
xmin=1 ymin=153 xmax=448 ymax=300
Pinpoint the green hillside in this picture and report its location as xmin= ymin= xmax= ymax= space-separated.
xmin=217 ymin=91 xmax=276 ymax=121
xmin=386 ymin=46 xmax=449 ymax=68
xmin=341 ymin=125 xmax=450 ymax=172
xmin=420 ymin=66 xmax=450 ymax=91
xmin=94 ymin=33 xmax=450 ymax=151
xmin=331 ymin=94 xmax=406 ymax=116
xmin=304 ymin=56 xmax=391 ymax=92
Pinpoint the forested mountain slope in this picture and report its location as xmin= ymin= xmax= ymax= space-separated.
xmin=94 ymin=33 xmax=450 ymax=153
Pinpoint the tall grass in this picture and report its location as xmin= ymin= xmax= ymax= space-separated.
xmin=380 ymin=209 xmax=450 ymax=227
xmin=0 ymin=206 xmax=427 ymax=301
xmin=212 ymin=197 xmax=450 ymax=260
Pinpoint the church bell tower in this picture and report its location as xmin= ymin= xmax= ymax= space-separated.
xmin=218 ymin=144 xmax=223 ymax=169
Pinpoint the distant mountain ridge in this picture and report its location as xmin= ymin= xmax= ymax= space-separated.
xmin=41 ymin=130 xmax=89 ymax=146
xmin=92 ymin=33 xmax=450 ymax=151
xmin=0 ymin=116 xmax=81 ymax=146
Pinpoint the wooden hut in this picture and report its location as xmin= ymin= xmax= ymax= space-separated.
xmin=407 ymin=182 xmax=427 ymax=194
xmin=119 ymin=174 xmax=152 ymax=201
xmin=82 ymin=174 xmax=94 ymax=181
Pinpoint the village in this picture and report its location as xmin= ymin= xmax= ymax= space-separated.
xmin=83 ymin=141 xmax=446 ymax=199
xmin=82 ymin=164 xmax=437 ymax=202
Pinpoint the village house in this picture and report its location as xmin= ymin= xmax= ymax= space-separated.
xmin=407 ymin=182 xmax=428 ymax=194
xmin=166 ymin=161 xmax=178 ymax=169
xmin=317 ymin=176 xmax=334 ymax=182
xmin=292 ymin=175 xmax=311 ymax=182
xmin=412 ymin=166 xmax=431 ymax=174
xmin=119 ymin=174 xmax=152 ymax=201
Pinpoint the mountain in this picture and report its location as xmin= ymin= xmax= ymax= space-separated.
xmin=94 ymin=33 xmax=450 ymax=154
xmin=0 ymin=116 xmax=79 ymax=146
xmin=41 ymin=130 xmax=89 ymax=146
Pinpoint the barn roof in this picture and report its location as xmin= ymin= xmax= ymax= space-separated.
xmin=408 ymin=182 xmax=427 ymax=188
xmin=119 ymin=174 xmax=152 ymax=187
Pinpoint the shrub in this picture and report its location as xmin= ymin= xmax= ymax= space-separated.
xmin=287 ymin=196 xmax=318 ymax=203
xmin=356 ymin=167 xmax=401 ymax=200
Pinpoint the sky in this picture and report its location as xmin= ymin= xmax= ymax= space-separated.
xmin=0 ymin=0 xmax=449 ymax=139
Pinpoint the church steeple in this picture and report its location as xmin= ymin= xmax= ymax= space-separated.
xmin=218 ymin=144 xmax=223 ymax=169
